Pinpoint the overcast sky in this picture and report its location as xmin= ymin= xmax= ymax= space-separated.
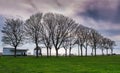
xmin=0 ymin=0 xmax=120 ymax=55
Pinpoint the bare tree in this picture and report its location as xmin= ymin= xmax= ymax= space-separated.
xmin=104 ymin=38 xmax=110 ymax=55
xmin=89 ymin=29 xmax=101 ymax=56
xmin=40 ymin=31 xmax=52 ymax=57
xmin=42 ymin=13 xmax=55 ymax=57
xmin=83 ymin=27 xmax=91 ymax=56
xmin=104 ymin=38 xmax=115 ymax=55
xmin=99 ymin=37 xmax=106 ymax=55
xmin=24 ymin=13 xmax=43 ymax=58
xmin=2 ymin=18 xmax=24 ymax=57
xmin=75 ymin=25 xmax=86 ymax=56
xmin=62 ymin=33 xmax=77 ymax=57
xmin=109 ymin=40 xmax=115 ymax=55
xmin=40 ymin=23 xmax=52 ymax=57
xmin=43 ymin=13 xmax=77 ymax=56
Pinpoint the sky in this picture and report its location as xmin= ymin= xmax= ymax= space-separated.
xmin=0 ymin=0 xmax=120 ymax=55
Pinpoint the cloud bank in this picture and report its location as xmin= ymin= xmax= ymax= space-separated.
xmin=0 ymin=0 xmax=120 ymax=41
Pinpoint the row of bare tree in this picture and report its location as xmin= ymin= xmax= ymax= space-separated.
xmin=1 ymin=12 xmax=115 ymax=57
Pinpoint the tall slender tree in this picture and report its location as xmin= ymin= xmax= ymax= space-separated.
xmin=75 ymin=25 xmax=86 ymax=56
xmin=42 ymin=13 xmax=55 ymax=57
xmin=89 ymin=29 xmax=101 ymax=56
xmin=24 ymin=13 xmax=43 ymax=58
xmin=99 ymin=37 xmax=105 ymax=55
xmin=83 ymin=27 xmax=91 ymax=56
xmin=109 ymin=40 xmax=115 ymax=55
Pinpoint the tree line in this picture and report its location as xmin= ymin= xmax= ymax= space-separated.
xmin=1 ymin=12 xmax=115 ymax=57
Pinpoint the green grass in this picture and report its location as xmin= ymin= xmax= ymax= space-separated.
xmin=0 ymin=56 xmax=120 ymax=73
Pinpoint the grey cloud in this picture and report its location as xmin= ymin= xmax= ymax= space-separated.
xmin=100 ymin=29 xmax=120 ymax=36
xmin=78 ymin=0 xmax=120 ymax=24
xmin=0 ymin=0 xmax=71 ymax=19
xmin=25 ymin=0 xmax=38 ymax=11
xmin=0 ymin=0 xmax=120 ymax=35
xmin=0 ymin=16 xmax=5 ymax=30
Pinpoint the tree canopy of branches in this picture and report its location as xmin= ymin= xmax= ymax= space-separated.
xmin=89 ymin=29 xmax=102 ymax=56
xmin=43 ymin=13 xmax=77 ymax=56
xmin=1 ymin=18 xmax=24 ymax=57
xmin=2 ymin=12 xmax=116 ymax=57
xmin=24 ymin=13 xmax=43 ymax=57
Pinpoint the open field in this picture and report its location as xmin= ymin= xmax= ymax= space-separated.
xmin=0 ymin=56 xmax=120 ymax=73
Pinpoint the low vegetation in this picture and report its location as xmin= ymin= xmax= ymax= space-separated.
xmin=0 ymin=56 xmax=120 ymax=73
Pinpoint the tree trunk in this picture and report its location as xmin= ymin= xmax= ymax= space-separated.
xmin=40 ymin=48 xmax=42 ymax=57
xmin=78 ymin=44 xmax=80 ymax=56
xmin=85 ymin=46 xmax=88 ymax=56
xmin=69 ymin=47 xmax=71 ymax=57
xmin=50 ymin=48 xmax=51 ymax=56
xmin=47 ymin=47 xmax=49 ymax=57
xmin=65 ymin=49 xmax=67 ymax=57
xmin=94 ymin=45 xmax=96 ymax=56
xmin=111 ymin=48 xmax=113 ymax=55
xmin=56 ymin=49 xmax=58 ymax=57
xmin=102 ymin=48 xmax=104 ymax=56
xmin=95 ymin=47 xmax=96 ymax=56
xmin=14 ymin=46 xmax=17 ymax=57
xmin=36 ymin=46 xmax=39 ymax=58
xmin=106 ymin=49 xmax=108 ymax=55
xmin=80 ymin=44 xmax=83 ymax=56
xmin=95 ymin=48 xmax=96 ymax=56
xmin=91 ymin=48 xmax=94 ymax=56
xmin=35 ymin=37 xmax=39 ymax=58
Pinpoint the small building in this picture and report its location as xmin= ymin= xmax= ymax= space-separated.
xmin=3 ymin=47 xmax=28 ymax=56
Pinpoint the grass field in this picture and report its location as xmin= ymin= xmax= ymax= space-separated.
xmin=0 ymin=56 xmax=120 ymax=73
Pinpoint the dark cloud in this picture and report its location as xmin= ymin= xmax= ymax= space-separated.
xmin=78 ymin=0 xmax=120 ymax=24
xmin=114 ymin=4 xmax=120 ymax=23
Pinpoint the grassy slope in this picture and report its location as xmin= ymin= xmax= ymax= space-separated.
xmin=0 ymin=56 xmax=120 ymax=73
